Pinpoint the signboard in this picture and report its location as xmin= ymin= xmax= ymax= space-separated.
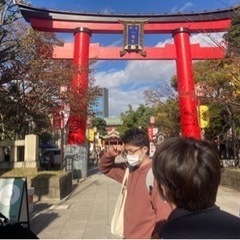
xmin=149 ymin=142 xmax=156 ymax=158
xmin=119 ymin=19 xmax=147 ymax=56
xmin=199 ymin=105 xmax=210 ymax=128
xmin=0 ymin=177 xmax=30 ymax=229
xmin=148 ymin=127 xmax=158 ymax=141
xmin=127 ymin=24 xmax=140 ymax=46
xmin=87 ymin=129 xmax=94 ymax=142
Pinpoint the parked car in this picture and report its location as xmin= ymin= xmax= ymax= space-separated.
xmin=40 ymin=148 xmax=61 ymax=170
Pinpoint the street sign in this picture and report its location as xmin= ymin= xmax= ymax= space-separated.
xmin=0 ymin=177 xmax=30 ymax=229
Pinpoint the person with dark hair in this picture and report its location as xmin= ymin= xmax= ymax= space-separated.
xmin=152 ymin=136 xmax=240 ymax=239
xmin=99 ymin=127 xmax=171 ymax=239
xmin=0 ymin=212 xmax=38 ymax=239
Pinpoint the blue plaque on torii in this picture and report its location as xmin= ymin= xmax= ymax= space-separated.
xmin=119 ymin=19 xmax=148 ymax=57
xmin=127 ymin=24 xmax=140 ymax=46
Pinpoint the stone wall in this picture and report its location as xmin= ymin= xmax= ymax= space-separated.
xmin=220 ymin=168 xmax=240 ymax=191
xmin=30 ymin=171 xmax=72 ymax=201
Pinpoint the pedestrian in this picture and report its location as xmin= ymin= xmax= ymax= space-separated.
xmin=99 ymin=128 xmax=171 ymax=239
xmin=95 ymin=146 xmax=101 ymax=166
xmin=152 ymin=136 xmax=240 ymax=239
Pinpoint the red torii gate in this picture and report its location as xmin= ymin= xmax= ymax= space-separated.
xmin=19 ymin=4 xmax=238 ymax=144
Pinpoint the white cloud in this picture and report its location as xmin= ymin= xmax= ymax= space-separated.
xmin=94 ymin=69 xmax=128 ymax=88
xmin=94 ymin=32 xmax=226 ymax=117
xmin=190 ymin=32 xmax=225 ymax=47
xmin=108 ymin=88 xmax=145 ymax=117
xmin=171 ymin=2 xmax=194 ymax=13
xmin=101 ymin=7 xmax=115 ymax=14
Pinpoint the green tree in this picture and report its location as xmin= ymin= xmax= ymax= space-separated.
xmin=223 ymin=7 xmax=240 ymax=57
xmin=154 ymin=99 xmax=180 ymax=137
xmin=0 ymin=19 xmax=100 ymax=140
xmin=0 ymin=0 xmax=26 ymax=86
xmin=193 ymin=60 xmax=240 ymax=140
xmin=91 ymin=117 xmax=107 ymax=137
xmin=0 ymin=21 xmax=73 ymax=139
xmin=118 ymin=104 xmax=155 ymax=137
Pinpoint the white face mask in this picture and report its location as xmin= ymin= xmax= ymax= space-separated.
xmin=127 ymin=154 xmax=141 ymax=166
xmin=127 ymin=153 xmax=144 ymax=167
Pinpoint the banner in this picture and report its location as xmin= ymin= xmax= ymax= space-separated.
xmin=148 ymin=127 xmax=158 ymax=141
xmin=88 ymin=129 xmax=94 ymax=142
xmin=200 ymin=105 xmax=210 ymax=128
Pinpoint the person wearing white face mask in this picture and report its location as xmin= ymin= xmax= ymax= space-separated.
xmin=126 ymin=147 xmax=145 ymax=167
xmin=99 ymin=127 xmax=171 ymax=239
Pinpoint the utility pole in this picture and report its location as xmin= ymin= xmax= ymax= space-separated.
xmin=228 ymin=82 xmax=239 ymax=167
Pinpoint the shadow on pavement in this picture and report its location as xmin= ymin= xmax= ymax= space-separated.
xmin=30 ymin=167 xmax=102 ymax=237
xmin=30 ymin=211 xmax=59 ymax=236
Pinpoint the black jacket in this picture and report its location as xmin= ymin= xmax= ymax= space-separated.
xmin=159 ymin=205 xmax=240 ymax=239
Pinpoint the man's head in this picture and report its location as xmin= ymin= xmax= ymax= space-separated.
xmin=121 ymin=128 xmax=149 ymax=167
xmin=152 ymin=136 xmax=221 ymax=211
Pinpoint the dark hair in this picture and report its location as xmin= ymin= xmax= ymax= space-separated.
xmin=152 ymin=136 xmax=221 ymax=211
xmin=121 ymin=128 xmax=149 ymax=149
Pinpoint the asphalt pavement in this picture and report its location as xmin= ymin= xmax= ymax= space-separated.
xmin=29 ymin=167 xmax=240 ymax=239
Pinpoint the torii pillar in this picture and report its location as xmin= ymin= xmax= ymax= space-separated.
xmin=68 ymin=27 xmax=92 ymax=145
xmin=65 ymin=27 xmax=91 ymax=179
xmin=173 ymin=27 xmax=201 ymax=139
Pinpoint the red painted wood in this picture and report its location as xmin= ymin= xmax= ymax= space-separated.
xmin=53 ymin=43 xmax=225 ymax=60
xmin=68 ymin=28 xmax=91 ymax=144
xmin=29 ymin=18 xmax=231 ymax=33
xmin=173 ymin=28 xmax=201 ymax=139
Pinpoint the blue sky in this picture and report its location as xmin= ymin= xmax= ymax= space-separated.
xmin=29 ymin=0 xmax=239 ymax=117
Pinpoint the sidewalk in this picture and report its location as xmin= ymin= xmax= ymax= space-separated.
xmin=30 ymin=168 xmax=121 ymax=239
xmin=30 ymin=167 xmax=240 ymax=239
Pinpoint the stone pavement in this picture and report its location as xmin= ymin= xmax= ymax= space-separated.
xmin=29 ymin=167 xmax=240 ymax=239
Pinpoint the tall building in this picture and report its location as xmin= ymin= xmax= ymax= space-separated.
xmin=93 ymin=88 xmax=109 ymax=118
